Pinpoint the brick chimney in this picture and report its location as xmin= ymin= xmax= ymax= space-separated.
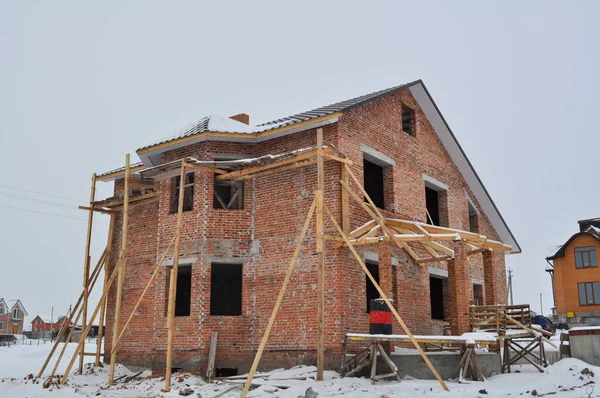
xmin=229 ymin=113 xmax=250 ymax=125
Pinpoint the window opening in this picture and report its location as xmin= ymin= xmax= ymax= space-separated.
xmin=171 ymin=173 xmax=194 ymax=213
xmin=430 ymin=276 xmax=444 ymax=320
xmin=365 ymin=261 xmax=380 ymax=313
xmin=210 ymin=263 xmax=243 ymax=316
xmin=213 ymin=175 xmax=244 ymax=209
xmin=363 ymin=159 xmax=385 ymax=209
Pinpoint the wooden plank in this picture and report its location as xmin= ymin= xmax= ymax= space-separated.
xmin=78 ymin=205 xmax=117 ymax=214
xmin=240 ymin=197 xmax=317 ymax=398
xmin=341 ymin=162 xmax=350 ymax=234
xmin=324 ymin=204 xmax=449 ymax=391
xmin=59 ymin=250 xmax=127 ymax=385
xmin=206 ymin=332 xmax=218 ymax=381
xmin=96 ymin=192 xmax=159 ymax=208
xmin=231 ymin=159 xmax=317 ymax=182
xmin=164 ymin=162 xmax=187 ymax=392
xmin=109 ymin=154 xmax=130 ymax=385
xmin=50 ymin=252 xmax=106 ymax=377
xmin=322 ymin=152 xmax=352 ymax=164
xmin=506 ymin=316 xmax=557 ymax=348
xmin=217 ymin=146 xmax=333 ymax=181
xmin=316 ymin=128 xmax=325 ymax=382
xmin=37 ymin=249 xmax=106 ymax=378
xmin=127 ymin=179 xmax=159 ymax=190
xmin=415 ymin=256 xmax=451 ymax=264
xmin=182 ymin=161 xmax=227 ymax=174
xmin=369 ymin=343 xmax=377 ymax=381
xmin=79 ymin=172 xmax=96 ymax=374
xmin=340 ymin=172 xmax=420 ymax=261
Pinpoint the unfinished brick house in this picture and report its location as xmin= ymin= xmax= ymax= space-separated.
xmin=93 ymin=80 xmax=520 ymax=375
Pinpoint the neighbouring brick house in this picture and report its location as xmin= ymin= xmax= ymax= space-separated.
xmin=0 ymin=299 xmax=28 ymax=335
xmin=96 ymin=80 xmax=520 ymax=374
xmin=31 ymin=315 xmax=69 ymax=332
xmin=546 ymin=218 xmax=600 ymax=326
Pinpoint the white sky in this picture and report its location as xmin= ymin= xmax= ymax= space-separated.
xmin=0 ymin=1 xmax=598 ymax=325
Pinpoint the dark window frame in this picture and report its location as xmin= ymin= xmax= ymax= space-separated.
xmin=575 ymin=246 xmax=598 ymax=269
xmin=578 ymin=281 xmax=600 ymax=306
xmin=171 ymin=173 xmax=195 ymax=213
xmin=210 ymin=263 xmax=243 ymax=316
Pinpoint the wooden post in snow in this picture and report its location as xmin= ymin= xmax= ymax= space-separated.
xmin=96 ymin=213 xmax=116 ymax=366
xmin=108 ymin=154 xmax=130 ymax=385
xmin=316 ymin=128 xmax=325 ymax=381
xmin=163 ymin=162 xmax=188 ymax=392
xmin=79 ymin=172 xmax=96 ymax=374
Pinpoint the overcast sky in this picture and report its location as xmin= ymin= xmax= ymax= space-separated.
xmin=1 ymin=1 xmax=598 ymax=326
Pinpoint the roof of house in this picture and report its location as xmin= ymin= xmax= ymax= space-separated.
xmin=137 ymin=82 xmax=415 ymax=152
xmin=98 ymin=80 xmax=521 ymax=253
xmin=0 ymin=298 xmax=7 ymax=312
xmin=546 ymin=223 xmax=600 ymax=260
xmin=10 ymin=300 xmax=28 ymax=316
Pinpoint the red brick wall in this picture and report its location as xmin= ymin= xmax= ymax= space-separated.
xmin=103 ymin=87 xmax=508 ymax=373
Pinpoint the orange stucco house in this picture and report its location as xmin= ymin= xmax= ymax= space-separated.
xmin=547 ymin=218 xmax=600 ymax=326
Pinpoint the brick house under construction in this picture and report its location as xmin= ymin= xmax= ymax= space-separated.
xmin=95 ymin=80 xmax=520 ymax=374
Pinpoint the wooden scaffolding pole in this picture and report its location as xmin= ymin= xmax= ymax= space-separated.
xmin=96 ymin=213 xmax=116 ymax=366
xmin=323 ymin=204 xmax=450 ymax=392
xmin=37 ymin=249 xmax=106 ymax=378
xmin=240 ymin=197 xmax=317 ymax=398
xmin=316 ymin=128 xmax=325 ymax=381
xmin=59 ymin=251 xmax=126 ymax=385
xmin=163 ymin=162 xmax=187 ymax=392
xmin=108 ymin=154 xmax=131 ymax=385
xmin=79 ymin=172 xmax=96 ymax=374
xmin=51 ymin=254 xmax=106 ymax=376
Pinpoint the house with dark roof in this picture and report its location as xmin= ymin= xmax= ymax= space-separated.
xmin=0 ymin=299 xmax=28 ymax=335
xmin=95 ymin=80 xmax=519 ymax=374
xmin=547 ymin=218 xmax=600 ymax=326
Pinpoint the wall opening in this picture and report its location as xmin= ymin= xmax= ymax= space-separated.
xmin=216 ymin=368 xmax=238 ymax=377
xmin=171 ymin=173 xmax=194 ymax=213
xmin=424 ymin=182 xmax=448 ymax=227
xmin=365 ymin=260 xmax=380 ymax=313
xmin=210 ymin=263 xmax=243 ymax=316
xmin=473 ymin=284 xmax=484 ymax=305
xmin=430 ymin=276 xmax=444 ymax=320
xmin=213 ymin=175 xmax=244 ymax=209
xmin=402 ymin=105 xmax=415 ymax=136
xmin=175 ymin=265 xmax=192 ymax=317
xmin=363 ymin=159 xmax=385 ymax=209
xmin=468 ymin=200 xmax=479 ymax=233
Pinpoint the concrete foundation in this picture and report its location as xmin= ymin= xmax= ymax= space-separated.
xmin=379 ymin=351 xmax=502 ymax=380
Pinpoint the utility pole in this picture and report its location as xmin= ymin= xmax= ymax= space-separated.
xmin=540 ymin=293 xmax=543 ymax=316
xmin=507 ymin=268 xmax=514 ymax=305
xmin=50 ymin=307 xmax=54 ymax=339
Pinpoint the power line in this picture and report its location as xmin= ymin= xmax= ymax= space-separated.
xmin=0 ymin=183 xmax=83 ymax=203
xmin=0 ymin=203 xmax=108 ymax=224
xmin=0 ymin=191 xmax=77 ymax=210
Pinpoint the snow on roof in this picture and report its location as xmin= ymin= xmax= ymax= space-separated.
xmin=569 ymin=325 xmax=600 ymax=332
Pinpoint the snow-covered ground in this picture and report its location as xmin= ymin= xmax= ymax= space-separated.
xmin=1 ymin=337 xmax=599 ymax=397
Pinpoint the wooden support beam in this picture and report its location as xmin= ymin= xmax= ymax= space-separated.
xmin=109 ymin=154 xmax=130 ymax=385
xmin=59 ymin=250 xmax=127 ymax=385
xmin=323 ymin=204 xmax=449 ymax=391
xmin=322 ymin=152 xmax=352 ymax=164
xmin=316 ymin=128 xmax=325 ymax=382
xmin=38 ymin=249 xmax=106 ymax=378
xmin=78 ymin=205 xmax=117 ymax=214
xmin=340 ymin=172 xmax=420 ymax=261
xmin=341 ymin=163 xmax=350 ymax=234
xmin=216 ymin=146 xmax=334 ymax=181
xmin=350 ymin=220 xmax=377 ymax=239
xmin=164 ymin=162 xmax=187 ymax=392
xmin=415 ymin=256 xmax=451 ymax=264
xmin=79 ymin=172 xmax=96 ymax=374
xmin=127 ymin=179 xmax=159 ymax=190
xmin=182 ymin=161 xmax=227 ymax=174
xmin=94 ymin=192 xmax=159 ymax=208
xmin=506 ymin=316 xmax=557 ymax=348
xmin=232 ymin=158 xmax=317 ymax=182
xmin=96 ymin=214 xmax=116 ymax=366
xmin=240 ymin=197 xmax=317 ymax=398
